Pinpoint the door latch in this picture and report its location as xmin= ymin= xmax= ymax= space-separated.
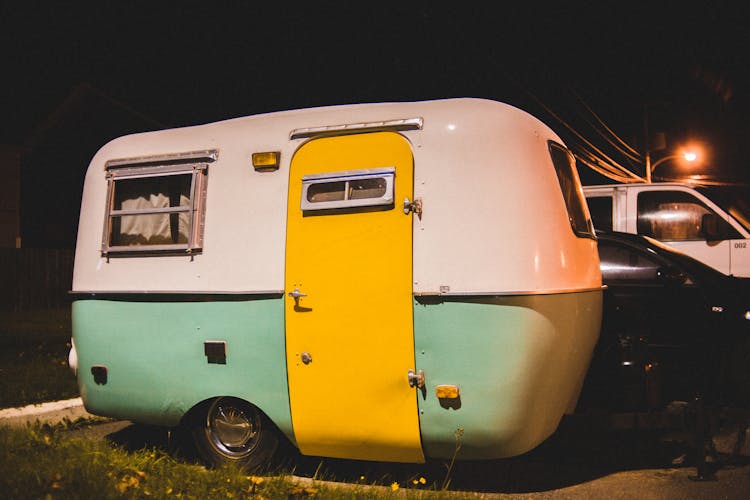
xmin=407 ymin=368 xmax=425 ymax=389
xmin=403 ymin=197 xmax=423 ymax=219
xmin=288 ymin=288 xmax=307 ymax=305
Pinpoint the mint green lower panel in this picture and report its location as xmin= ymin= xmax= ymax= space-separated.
xmin=72 ymin=298 xmax=292 ymax=441
xmin=414 ymin=291 xmax=602 ymax=460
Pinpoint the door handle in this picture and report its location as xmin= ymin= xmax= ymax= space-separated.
xmin=288 ymin=288 xmax=307 ymax=307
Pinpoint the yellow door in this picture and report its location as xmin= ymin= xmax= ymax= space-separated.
xmin=285 ymin=132 xmax=423 ymax=462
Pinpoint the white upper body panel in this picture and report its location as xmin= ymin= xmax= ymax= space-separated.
xmin=74 ymin=98 xmax=601 ymax=294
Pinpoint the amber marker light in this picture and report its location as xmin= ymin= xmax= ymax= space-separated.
xmin=252 ymin=151 xmax=280 ymax=171
xmin=436 ymin=384 xmax=460 ymax=399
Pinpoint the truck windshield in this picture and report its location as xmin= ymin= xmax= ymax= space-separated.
xmin=696 ymin=185 xmax=750 ymax=233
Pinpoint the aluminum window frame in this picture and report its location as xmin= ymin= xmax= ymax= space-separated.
xmin=300 ymin=167 xmax=395 ymax=212
xmin=101 ymin=150 xmax=216 ymax=256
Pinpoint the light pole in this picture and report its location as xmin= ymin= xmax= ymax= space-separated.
xmin=647 ymin=151 xmax=699 ymax=183
xmin=643 ymin=104 xmax=666 ymax=183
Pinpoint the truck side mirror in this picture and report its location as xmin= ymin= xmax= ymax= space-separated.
xmin=700 ymin=213 xmax=722 ymax=241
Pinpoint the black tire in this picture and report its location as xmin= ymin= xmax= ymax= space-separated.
xmin=190 ymin=397 xmax=279 ymax=471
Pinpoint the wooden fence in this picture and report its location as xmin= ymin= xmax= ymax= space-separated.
xmin=0 ymin=248 xmax=74 ymax=311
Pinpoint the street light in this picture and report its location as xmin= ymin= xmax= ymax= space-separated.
xmin=646 ymin=150 xmax=700 ymax=183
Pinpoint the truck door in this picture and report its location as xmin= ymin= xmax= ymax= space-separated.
xmin=284 ymin=131 xmax=423 ymax=462
xmin=730 ymin=240 xmax=750 ymax=277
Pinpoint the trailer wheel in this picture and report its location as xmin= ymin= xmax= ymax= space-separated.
xmin=191 ymin=397 xmax=278 ymax=471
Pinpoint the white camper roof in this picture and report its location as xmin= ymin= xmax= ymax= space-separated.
xmin=73 ymin=98 xmax=601 ymax=295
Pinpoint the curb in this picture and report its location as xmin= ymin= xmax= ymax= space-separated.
xmin=0 ymin=398 xmax=94 ymax=427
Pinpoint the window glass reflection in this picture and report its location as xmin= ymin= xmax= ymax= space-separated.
xmin=637 ymin=191 xmax=739 ymax=241
xmin=599 ymin=243 xmax=661 ymax=282
xmin=307 ymin=181 xmax=346 ymax=203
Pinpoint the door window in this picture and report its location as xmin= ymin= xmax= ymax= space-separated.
xmin=300 ymin=168 xmax=394 ymax=212
xmin=587 ymin=196 xmax=614 ymax=231
xmin=599 ymin=241 xmax=662 ymax=283
xmin=637 ymin=190 xmax=740 ymax=241
xmin=599 ymin=241 xmax=695 ymax=286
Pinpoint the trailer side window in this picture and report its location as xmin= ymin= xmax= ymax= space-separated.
xmin=101 ymin=150 xmax=216 ymax=255
xmin=548 ymin=142 xmax=595 ymax=238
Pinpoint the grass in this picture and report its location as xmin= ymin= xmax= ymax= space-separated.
xmin=0 ymin=421 xmax=466 ymax=499
xmin=0 ymin=308 xmax=79 ymax=408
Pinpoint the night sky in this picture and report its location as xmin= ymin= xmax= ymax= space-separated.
xmin=1 ymin=2 xmax=749 ymax=245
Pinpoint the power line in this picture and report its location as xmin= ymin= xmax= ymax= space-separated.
xmin=524 ymin=88 xmax=644 ymax=182
xmin=571 ymin=89 xmax=643 ymax=163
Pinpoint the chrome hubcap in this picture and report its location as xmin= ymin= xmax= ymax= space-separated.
xmin=207 ymin=398 xmax=259 ymax=457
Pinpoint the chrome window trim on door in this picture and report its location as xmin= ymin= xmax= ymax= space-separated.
xmin=300 ymin=167 xmax=395 ymax=211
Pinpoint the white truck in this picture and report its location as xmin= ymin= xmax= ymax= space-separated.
xmin=583 ymin=182 xmax=750 ymax=277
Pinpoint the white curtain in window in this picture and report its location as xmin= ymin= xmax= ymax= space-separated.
xmin=117 ymin=194 xmax=190 ymax=245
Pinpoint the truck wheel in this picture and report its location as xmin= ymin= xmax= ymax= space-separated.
xmin=191 ymin=397 xmax=278 ymax=471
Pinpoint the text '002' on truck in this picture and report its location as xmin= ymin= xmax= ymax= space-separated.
xmin=584 ymin=182 xmax=750 ymax=277
xmin=68 ymin=98 xmax=603 ymax=471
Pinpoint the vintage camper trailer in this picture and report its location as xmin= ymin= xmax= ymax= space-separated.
xmin=69 ymin=98 xmax=602 ymax=469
